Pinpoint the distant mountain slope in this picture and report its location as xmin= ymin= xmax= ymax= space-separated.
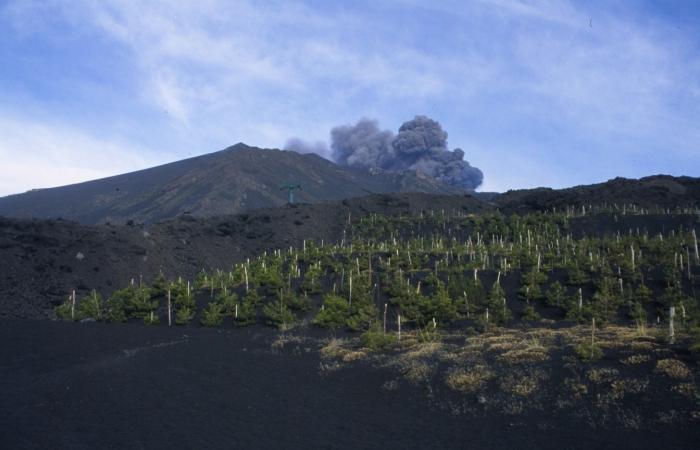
xmin=494 ymin=175 xmax=700 ymax=213
xmin=0 ymin=143 xmax=462 ymax=224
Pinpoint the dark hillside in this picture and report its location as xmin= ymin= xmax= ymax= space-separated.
xmin=495 ymin=175 xmax=700 ymax=213
xmin=0 ymin=193 xmax=486 ymax=319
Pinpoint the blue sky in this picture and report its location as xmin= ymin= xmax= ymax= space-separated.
xmin=0 ymin=0 xmax=698 ymax=195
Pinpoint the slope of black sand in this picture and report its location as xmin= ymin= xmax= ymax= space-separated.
xmin=495 ymin=175 xmax=700 ymax=214
xmin=1 ymin=204 xmax=695 ymax=321
xmin=0 ymin=193 xmax=488 ymax=320
xmin=2 ymin=320 xmax=698 ymax=450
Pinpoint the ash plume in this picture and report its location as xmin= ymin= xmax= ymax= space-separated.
xmin=284 ymin=138 xmax=329 ymax=158
xmin=284 ymin=115 xmax=483 ymax=190
xmin=329 ymin=118 xmax=395 ymax=168
xmin=331 ymin=116 xmax=483 ymax=190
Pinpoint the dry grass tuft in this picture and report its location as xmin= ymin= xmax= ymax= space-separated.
xmin=629 ymin=341 xmax=657 ymax=351
xmin=671 ymin=383 xmax=697 ymax=398
xmin=586 ymin=367 xmax=620 ymax=384
xmin=445 ymin=365 xmax=494 ymax=393
xmin=404 ymin=341 xmax=443 ymax=359
xmin=564 ymin=378 xmax=588 ymax=399
xmin=402 ymin=360 xmax=434 ymax=384
xmin=271 ymin=334 xmax=304 ymax=352
xmin=500 ymin=369 xmax=546 ymax=397
xmin=609 ymin=378 xmax=648 ymax=400
xmin=342 ymin=350 xmax=367 ymax=362
xmin=654 ymin=359 xmax=691 ymax=379
xmin=320 ymin=338 xmax=350 ymax=359
xmin=497 ymin=338 xmax=549 ymax=364
xmin=621 ymin=354 xmax=651 ymax=365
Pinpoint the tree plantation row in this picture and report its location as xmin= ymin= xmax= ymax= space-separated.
xmin=56 ymin=210 xmax=700 ymax=353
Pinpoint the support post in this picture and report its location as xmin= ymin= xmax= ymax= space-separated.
xmin=167 ymin=289 xmax=172 ymax=326
xmin=669 ymin=306 xmax=675 ymax=344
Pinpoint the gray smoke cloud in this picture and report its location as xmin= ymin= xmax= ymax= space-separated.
xmin=284 ymin=138 xmax=329 ymax=158
xmin=330 ymin=115 xmax=483 ymax=190
xmin=330 ymin=118 xmax=395 ymax=168
xmin=285 ymin=115 xmax=483 ymax=190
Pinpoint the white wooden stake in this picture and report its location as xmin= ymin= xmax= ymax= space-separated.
xmin=70 ymin=290 xmax=76 ymax=320
xmin=93 ymin=290 xmax=100 ymax=320
xmin=669 ymin=306 xmax=676 ymax=344
xmin=590 ymin=317 xmax=596 ymax=358
xmin=383 ymin=303 xmax=387 ymax=335
xmin=167 ymin=289 xmax=172 ymax=326
xmin=631 ymin=245 xmax=635 ymax=271
xmin=578 ymin=288 xmax=583 ymax=311
xmin=398 ymin=314 xmax=402 ymax=341
xmin=244 ymin=265 xmax=249 ymax=293
xmin=464 ymin=291 xmax=470 ymax=319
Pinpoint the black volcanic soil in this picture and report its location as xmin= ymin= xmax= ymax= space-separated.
xmin=2 ymin=191 xmax=698 ymax=321
xmin=495 ymin=175 xmax=700 ymax=214
xmin=2 ymin=320 xmax=698 ymax=450
xmin=0 ymin=193 xmax=487 ymax=319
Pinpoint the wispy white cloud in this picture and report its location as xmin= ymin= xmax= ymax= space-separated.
xmin=0 ymin=113 xmax=164 ymax=196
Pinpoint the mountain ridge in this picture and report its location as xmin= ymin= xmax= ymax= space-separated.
xmin=0 ymin=143 xmax=462 ymax=224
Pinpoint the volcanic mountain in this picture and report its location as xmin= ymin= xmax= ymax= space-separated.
xmin=0 ymin=143 xmax=463 ymax=224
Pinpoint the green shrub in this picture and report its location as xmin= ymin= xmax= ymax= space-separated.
xmin=55 ymin=298 xmax=75 ymax=321
xmin=689 ymin=327 xmax=700 ymax=355
xmin=574 ymin=342 xmax=603 ymax=361
xmin=77 ymin=291 xmax=103 ymax=320
xmin=175 ymin=306 xmax=195 ymax=325
xmin=361 ymin=327 xmax=397 ymax=351
xmin=347 ymin=301 xmax=379 ymax=331
xmin=545 ymin=282 xmax=566 ymax=308
xmin=314 ymin=294 xmax=350 ymax=329
xmin=262 ymin=299 xmax=296 ymax=329
xmin=522 ymin=304 xmax=541 ymax=322
xmin=143 ymin=311 xmax=160 ymax=325
xmin=281 ymin=289 xmax=311 ymax=311
xmin=110 ymin=286 xmax=157 ymax=319
xmin=244 ymin=288 xmax=262 ymax=306
xmin=201 ymin=302 xmax=224 ymax=327
xmin=233 ymin=301 xmax=256 ymax=326
xmin=151 ymin=273 xmax=167 ymax=297
xmin=215 ymin=290 xmax=239 ymax=315
xmin=105 ymin=294 xmax=127 ymax=323
xmin=416 ymin=323 xmax=441 ymax=343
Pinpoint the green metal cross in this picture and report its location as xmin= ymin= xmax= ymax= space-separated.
xmin=280 ymin=183 xmax=302 ymax=204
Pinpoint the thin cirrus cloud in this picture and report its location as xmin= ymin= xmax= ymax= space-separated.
xmin=0 ymin=0 xmax=697 ymax=196
xmin=0 ymin=113 xmax=162 ymax=196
